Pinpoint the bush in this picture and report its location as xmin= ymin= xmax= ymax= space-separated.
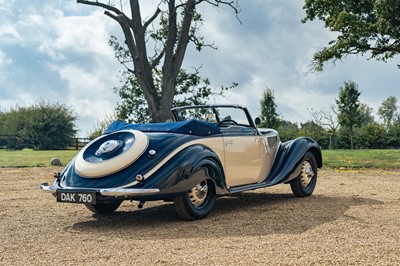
xmin=0 ymin=102 xmax=77 ymax=150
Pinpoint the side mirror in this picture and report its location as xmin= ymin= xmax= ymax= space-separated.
xmin=254 ymin=117 xmax=261 ymax=126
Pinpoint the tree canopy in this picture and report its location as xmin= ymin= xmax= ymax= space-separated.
xmin=78 ymin=0 xmax=239 ymax=122
xmin=336 ymin=81 xmax=362 ymax=149
xmin=302 ymin=0 xmax=400 ymax=71
xmin=309 ymin=105 xmax=339 ymax=149
xmin=259 ymin=87 xmax=280 ymax=128
xmin=378 ymin=95 xmax=398 ymax=127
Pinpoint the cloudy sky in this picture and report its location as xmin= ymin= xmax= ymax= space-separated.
xmin=1 ymin=1 xmax=399 ymax=136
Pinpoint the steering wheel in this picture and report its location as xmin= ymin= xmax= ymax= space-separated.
xmin=216 ymin=119 xmax=238 ymax=126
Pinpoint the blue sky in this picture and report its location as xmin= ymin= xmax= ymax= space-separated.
xmin=1 ymin=1 xmax=399 ymax=136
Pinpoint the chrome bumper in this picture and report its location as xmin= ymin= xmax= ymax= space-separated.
xmin=40 ymin=183 xmax=160 ymax=197
xmin=99 ymin=188 xmax=160 ymax=196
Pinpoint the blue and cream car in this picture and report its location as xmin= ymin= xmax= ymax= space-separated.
xmin=41 ymin=105 xmax=322 ymax=220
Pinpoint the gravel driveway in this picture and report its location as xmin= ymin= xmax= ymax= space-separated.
xmin=1 ymin=167 xmax=399 ymax=265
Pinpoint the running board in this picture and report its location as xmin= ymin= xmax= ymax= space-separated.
xmin=229 ymin=182 xmax=270 ymax=194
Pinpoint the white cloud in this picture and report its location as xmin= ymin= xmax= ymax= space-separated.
xmin=1 ymin=0 xmax=399 ymax=136
xmin=183 ymin=0 xmax=400 ymax=123
xmin=0 ymin=24 xmax=22 ymax=45
xmin=0 ymin=1 xmax=124 ymax=135
xmin=0 ymin=50 xmax=12 ymax=67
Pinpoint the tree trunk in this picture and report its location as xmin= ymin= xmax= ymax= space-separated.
xmin=77 ymin=0 xmax=238 ymax=123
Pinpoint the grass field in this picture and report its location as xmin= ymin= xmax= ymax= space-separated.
xmin=0 ymin=149 xmax=399 ymax=169
xmin=0 ymin=149 xmax=78 ymax=168
xmin=323 ymin=149 xmax=400 ymax=169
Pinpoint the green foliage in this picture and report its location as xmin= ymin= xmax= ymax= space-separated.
xmin=302 ymin=0 xmax=400 ymax=71
xmin=113 ymin=70 xmax=149 ymax=123
xmin=336 ymin=81 xmax=362 ymax=149
xmin=277 ymin=120 xmax=299 ymax=142
xmin=259 ymin=87 xmax=280 ymax=128
xmin=94 ymin=0 xmax=240 ymax=123
xmin=87 ymin=113 xmax=117 ymax=140
xmin=110 ymin=36 xmax=238 ymax=123
xmin=0 ymin=102 xmax=76 ymax=150
xmin=3 ymin=149 xmax=400 ymax=169
xmin=299 ymin=121 xmax=330 ymax=149
xmin=308 ymin=105 xmax=340 ymax=149
xmin=322 ymin=149 xmax=400 ymax=169
xmin=354 ymin=123 xmax=386 ymax=149
xmin=386 ymin=119 xmax=400 ymax=147
xmin=378 ymin=96 xmax=398 ymax=127
xmin=358 ymin=103 xmax=375 ymax=125
xmin=114 ymin=68 xmax=236 ymax=123
xmin=252 ymin=81 xmax=400 ymax=149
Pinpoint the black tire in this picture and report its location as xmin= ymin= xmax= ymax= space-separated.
xmin=85 ymin=201 xmax=122 ymax=214
xmin=173 ymin=179 xmax=216 ymax=221
xmin=290 ymin=152 xmax=318 ymax=197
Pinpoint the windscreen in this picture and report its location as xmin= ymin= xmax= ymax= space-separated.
xmin=174 ymin=106 xmax=251 ymax=127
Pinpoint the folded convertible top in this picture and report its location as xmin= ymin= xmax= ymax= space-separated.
xmin=104 ymin=119 xmax=221 ymax=136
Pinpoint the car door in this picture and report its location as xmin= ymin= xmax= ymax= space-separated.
xmin=222 ymin=126 xmax=269 ymax=187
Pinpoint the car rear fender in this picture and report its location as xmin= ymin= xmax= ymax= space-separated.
xmin=141 ymin=144 xmax=228 ymax=196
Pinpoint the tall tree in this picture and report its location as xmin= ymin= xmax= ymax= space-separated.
xmin=309 ymin=105 xmax=339 ymax=149
xmin=386 ymin=115 xmax=400 ymax=148
xmin=336 ymin=80 xmax=362 ymax=149
xmin=259 ymin=87 xmax=280 ymax=128
xmin=113 ymin=62 xmax=236 ymax=123
xmin=302 ymin=0 xmax=400 ymax=71
xmin=77 ymin=0 xmax=239 ymax=122
xmin=378 ymin=96 xmax=398 ymax=127
xmin=358 ymin=103 xmax=375 ymax=126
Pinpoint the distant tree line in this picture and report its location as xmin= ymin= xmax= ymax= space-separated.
xmin=1 ymin=82 xmax=398 ymax=151
xmin=0 ymin=102 xmax=76 ymax=150
xmin=260 ymin=81 xmax=400 ymax=149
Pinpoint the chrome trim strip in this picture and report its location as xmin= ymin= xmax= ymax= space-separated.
xmin=100 ymin=188 xmax=160 ymax=197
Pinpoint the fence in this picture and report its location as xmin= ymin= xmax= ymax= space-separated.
xmin=0 ymin=135 xmax=90 ymax=150
xmin=67 ymin=138 xmax=90 ymax=150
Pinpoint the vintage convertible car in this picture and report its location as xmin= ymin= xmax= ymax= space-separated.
xmin=41 ymin=104 xmax=322 ymax=220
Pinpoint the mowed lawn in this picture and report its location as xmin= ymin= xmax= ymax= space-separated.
xmin=323 ymin=149 xmax=400 ymax=169
xmin=0 ymin=150 xmax=79 ymax=168
xmin=0 ymin=149 xmax=399 ymax=169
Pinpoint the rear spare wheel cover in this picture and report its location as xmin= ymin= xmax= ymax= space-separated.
xmin=75 ymin=130 xmax=148 ymax=178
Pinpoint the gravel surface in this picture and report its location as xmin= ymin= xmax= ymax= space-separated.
xmin=1 ymin=167 xmax=399 ymax=265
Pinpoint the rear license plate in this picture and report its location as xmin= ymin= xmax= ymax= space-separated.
xmin=57 ymin=191 xmax=96 ymax=204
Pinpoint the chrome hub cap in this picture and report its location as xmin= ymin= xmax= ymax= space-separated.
xmin=95 ymin=140 xmax=122 ymax=156
xmin=300 ymin=161 xmax=314 ymax=187
xmin=188 ymin=181 xmax=208 ymax=207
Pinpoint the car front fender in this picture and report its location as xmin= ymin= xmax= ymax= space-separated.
xmin=265 ymin=137 xmax=322 ymax=185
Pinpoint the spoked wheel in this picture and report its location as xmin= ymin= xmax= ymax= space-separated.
xmin=173 ymin=180 xmax=216 ymax=221
xmin=290 ymin=152 xmax=318 ymax=197
xmin=85 ymin=201 xmax=122 ymax=214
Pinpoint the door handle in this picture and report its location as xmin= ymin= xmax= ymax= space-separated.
xmin=224 ymin=140 xmax=233 ymax=146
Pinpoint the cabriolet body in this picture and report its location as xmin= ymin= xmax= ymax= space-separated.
xmin=41 ymin=105 xmax=322 ymax=220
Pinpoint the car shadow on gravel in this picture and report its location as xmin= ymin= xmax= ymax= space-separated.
xmin=68 ymin=192 xmax=383 ymax=239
